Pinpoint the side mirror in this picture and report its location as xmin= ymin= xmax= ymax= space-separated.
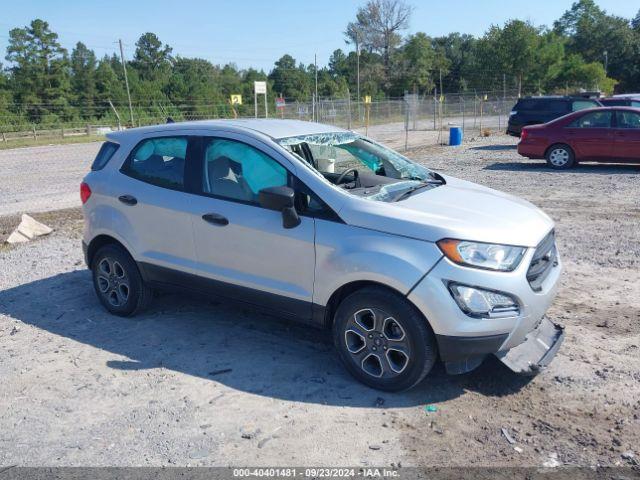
xmin=258 ymin=186 xmax=301 ymax=229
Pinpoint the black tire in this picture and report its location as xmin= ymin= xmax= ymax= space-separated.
xmin=332 ymin=287 xmax=437 ymax=392
xmin=91 ymin=244 xmax=153 ymax=316
xmin=545 ymin=144 xmax=575 ymax=169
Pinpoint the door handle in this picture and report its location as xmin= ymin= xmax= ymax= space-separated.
xmin=118 ymin=195 xmax=137 ymax=206
xmin=202 ymin=213 xmax=229 ymax=226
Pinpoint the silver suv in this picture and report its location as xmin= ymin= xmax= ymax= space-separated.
xmin=81 ymin=119 xmax=564 ymax=391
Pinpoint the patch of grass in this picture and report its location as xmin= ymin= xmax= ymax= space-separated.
xmin=0 ymin=135 xmax=105 ymax=150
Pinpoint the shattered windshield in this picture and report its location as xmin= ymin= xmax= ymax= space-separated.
xmin=278 ymin=132 xmax=442 ymax=202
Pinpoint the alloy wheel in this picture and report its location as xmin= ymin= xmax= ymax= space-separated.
xmin=344 ymin=308 xmax=411 ymax=379
xmin=96 ymin=257 xmax=131 ymax=307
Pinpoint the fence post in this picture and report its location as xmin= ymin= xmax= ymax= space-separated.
xmin=86 ymin=124 xmax=91 ymax=136
xmin=32 ymin=125 xmax=37 ymax=140
xmin=462 ymin=97 xmax=465 ymax=137
xmin=1 ymin=131 xmax=6 ymax=143
xmin=433 ymin=95 xmax=437 ymax=130
xmin=61 ymin=127 xmax=64 ymax=138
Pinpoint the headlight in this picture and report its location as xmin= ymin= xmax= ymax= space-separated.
xmin=448 ymin=283 xmax=519 ymax=318
xmin=437 ymin=239 xmax=526 ymax=271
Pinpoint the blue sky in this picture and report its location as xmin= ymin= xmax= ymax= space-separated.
xmin=0 ymin=0 xmax=637 ymax=71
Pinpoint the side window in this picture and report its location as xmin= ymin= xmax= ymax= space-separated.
xmin=617 ymin=111 xmax=640 ymax=129
xmin=203 ymin=138 xmax=288 ymax=203
xmin=572 ymin=100 xmax=598 ymax=112
xmin=545 ymin=101 xmax=569 ymax=114
xmin=569 ymin=111 xmax=612 ymax=128
xmin=91 ymin=141 xmax=119 ymax=171
xmin=123 ymin=136 xmax=188 ymax=190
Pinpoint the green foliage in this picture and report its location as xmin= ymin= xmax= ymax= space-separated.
xmin=554 ymin=0 xmax=638 ymax=91
xmin=269 ymin=54 xmax=313 ymax=100
xmin=133 ymin=32 xmax=173 ymax=82
xmin=0 ymin=3 xmax=638 ymax=131
xmin=5 ymin=19 xmax=71 ymax=123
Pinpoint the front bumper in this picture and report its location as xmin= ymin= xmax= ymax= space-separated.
xmin=496 ymin=317 xmax=564 ymax=374
xmin=408 ymin=241 xmax=562 ymax=374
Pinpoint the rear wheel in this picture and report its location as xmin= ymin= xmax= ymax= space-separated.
xmin=333 ymin=287 xmax=437 ymax=391
xmin=546 ymin=144 xmax=575 ymax=169
xmin=91 ymin=244 xmax=152 ymax=316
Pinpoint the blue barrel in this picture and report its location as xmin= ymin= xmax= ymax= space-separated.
xmin=449 ymin=126 xmax=463 ymax=146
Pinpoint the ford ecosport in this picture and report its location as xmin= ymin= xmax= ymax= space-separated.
xmin=82 ymin=119 xmax=564 ymax=391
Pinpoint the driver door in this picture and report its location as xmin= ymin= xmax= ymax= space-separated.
xmin=188 ymin=134 xmax=316 ymax=319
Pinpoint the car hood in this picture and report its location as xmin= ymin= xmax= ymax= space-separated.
xmin=340 ymin=174 xmax=554 ymax=247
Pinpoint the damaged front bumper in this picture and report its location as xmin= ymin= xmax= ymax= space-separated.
xmin=495 ymin=317 xmax=564 ymax=375
xmin=436 ymin=317 xmax=564 ymax=375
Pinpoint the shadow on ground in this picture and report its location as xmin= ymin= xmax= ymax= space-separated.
xmin=0 ymin=270 xmax=534 ymax=408
xmin=469 ymin=145 xmax=517 ymax=151
xmin=485 ymin=161 xmax=640 ymax=174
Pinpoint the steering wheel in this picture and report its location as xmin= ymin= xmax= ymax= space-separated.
xmin=336 ymin=168 xmax=360 ymax=187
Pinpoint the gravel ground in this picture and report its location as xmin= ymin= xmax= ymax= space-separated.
xmin=0 ymin=133 xmax=639 ymax=468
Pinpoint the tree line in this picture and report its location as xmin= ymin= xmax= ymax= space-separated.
xmin=0 ymin=0 xmax=638 ymax=129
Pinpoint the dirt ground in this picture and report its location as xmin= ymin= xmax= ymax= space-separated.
xmin=0 ymin=132 xmax=639 ymax=469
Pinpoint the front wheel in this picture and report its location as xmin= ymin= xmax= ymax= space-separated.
xmin=333 ymin=287 xmax=437 ymax=391
xmin=546 ymin=144 xmax=575 ymax=169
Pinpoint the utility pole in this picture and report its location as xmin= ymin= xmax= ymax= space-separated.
xmin=118 ymin=39 xmax=134 ymax=126
xmin=314 ymin=53 xmax=318 ymax=122
xmin=356 ymin=31 xmax=361 ymax=122
xmin=603 ymin=50 xmax=608 ymax=76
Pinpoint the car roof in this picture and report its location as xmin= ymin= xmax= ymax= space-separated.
xmin=547 ymin=106 xmax=640 ymax=123
xmin=520 ymin=96 xmax=567 ymax=100
xmin=106 ymin=119 xmax=347 ymax=142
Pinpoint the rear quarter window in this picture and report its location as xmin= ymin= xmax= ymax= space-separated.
xmin=91 ymin=141 xmax=119 ymax=171
xmin=572 ymin=100 xmax=599 ymax=111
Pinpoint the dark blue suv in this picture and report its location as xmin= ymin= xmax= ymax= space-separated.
xmin=507 ymin=96 xmax=602 ymax=137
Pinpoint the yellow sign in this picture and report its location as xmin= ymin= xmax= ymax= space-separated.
xmin=439 ymin=95 xmax=445 ymax=103
xmin=230 ymin=94 xmax=242 ymax=105
xmin=363 ymin=95 xmax=372 ymax=104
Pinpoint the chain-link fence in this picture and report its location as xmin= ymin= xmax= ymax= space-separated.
xmin=0 ymin=93 xmax=520 ymax=147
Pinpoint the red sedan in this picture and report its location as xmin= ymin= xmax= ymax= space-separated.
xmin=517 ymin=107 xmax=640 ymax=169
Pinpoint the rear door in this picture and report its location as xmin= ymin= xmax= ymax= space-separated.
xmin=541 ymin=100 xmax=570 ymax=123
xmin=612 ymin=110 xmax=640 ymax=161
xmin=188 ymin=133 xmax=316 ymax=318
xmin=113 ymin=134 xmax=201 ymax=275
xmin=564 ymin=110 xmax=614 ymax=160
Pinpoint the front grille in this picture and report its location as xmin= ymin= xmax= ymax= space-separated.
xmin=527 ymin=231 xmax=557 ymax=291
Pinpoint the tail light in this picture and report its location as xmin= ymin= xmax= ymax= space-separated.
xmin=520 ymin=129 xmax=529 ymax=142
xmin=80 ymin=182 xmax=92 ymax=204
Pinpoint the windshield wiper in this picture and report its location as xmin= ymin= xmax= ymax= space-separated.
xmin=392 ymin=181 xmax=440 ymax=202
